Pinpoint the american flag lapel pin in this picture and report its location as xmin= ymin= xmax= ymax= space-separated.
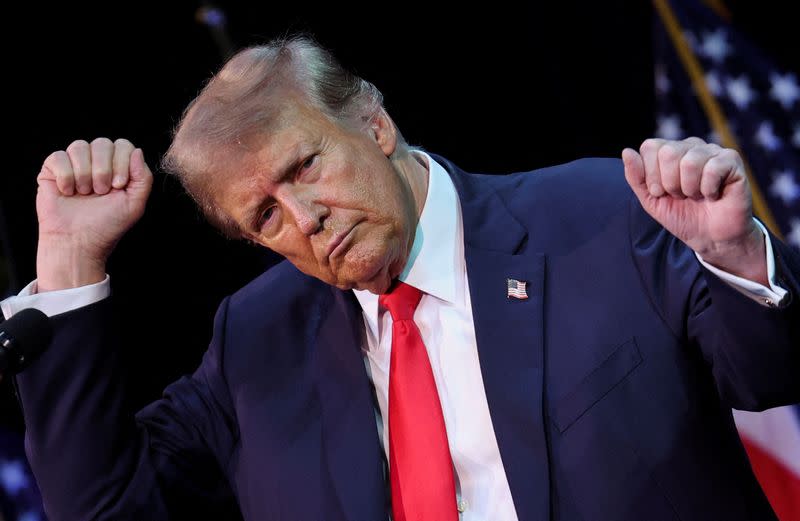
xmin=507 ymin=278 xmax=528 ymax=300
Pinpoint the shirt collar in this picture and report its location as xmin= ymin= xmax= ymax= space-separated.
xmin=353 ymin=151 xmax=461 ymax=336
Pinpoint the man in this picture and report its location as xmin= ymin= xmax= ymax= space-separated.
xmin=2 ymin=36 xmax=798 ymax=520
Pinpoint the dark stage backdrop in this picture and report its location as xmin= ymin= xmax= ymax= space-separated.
xmin=0 ymin=0 xmax=794 ymax=431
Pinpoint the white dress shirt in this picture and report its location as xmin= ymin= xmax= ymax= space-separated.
xmin=353 ymin=153 xmax=519 ymax=520
xmin=1 ymin=154 xmax=788 ymax=521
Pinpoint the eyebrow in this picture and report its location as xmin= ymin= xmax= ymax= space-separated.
xmin=242 ymin=150 xmax=307 ymax=234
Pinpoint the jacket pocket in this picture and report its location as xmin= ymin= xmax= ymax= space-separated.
xmin=552 ymin=338 xmax=643 ymax=433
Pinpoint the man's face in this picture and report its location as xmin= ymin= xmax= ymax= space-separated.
xmin=213 ymin=97 xmax=420 ymax=294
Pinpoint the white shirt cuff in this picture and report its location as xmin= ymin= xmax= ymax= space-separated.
xmin=1 ymin=275 xmax=111 ymax=319
xmin=695 ymin=220 xmax=788 ymax=307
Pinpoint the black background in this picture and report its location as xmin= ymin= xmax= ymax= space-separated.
xmin=1 ymin=1 xmax=796 ymax=431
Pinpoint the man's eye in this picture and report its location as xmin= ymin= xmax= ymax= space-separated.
xmin=260 ymin=206 xmax=276 ymax=226
xmin=301 ymin=155 xmax=317 ymax=170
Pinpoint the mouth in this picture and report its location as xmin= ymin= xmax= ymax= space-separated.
xmin=326 ymin=222 xmax=359 ymax=262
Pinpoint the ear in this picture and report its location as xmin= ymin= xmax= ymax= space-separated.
xmin=369 ymin=107 xmax=398 ymax=157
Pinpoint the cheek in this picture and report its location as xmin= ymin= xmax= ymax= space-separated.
xmin=286 ymin=252 xmax=336 ymax=284
xmin=344 ymin=223 xmax=403 ymax=273
xmin=283 ymin=242 xmax=317 ymax=266
xmin=266 ymin=234 xmax=320 ymax=269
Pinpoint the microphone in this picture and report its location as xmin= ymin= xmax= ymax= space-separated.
xmin=0 ymin=308 xmax=53 ymax=376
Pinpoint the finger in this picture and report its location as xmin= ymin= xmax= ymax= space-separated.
xmin=42 ymin=150 xmax=75 ymax=195
xmin=127 ymin=148 xmax=154 ymax=198
xmin=657 ymin=141 xmax=688 ymax=198
xmin=679 ymin=146 xmax=716 ymax=200
xmin=66 ymin=140 xmax=92 ymax=195
xmin=700 ymin=150 xmax=738 ymax=200
xmin=90 ymin=137 xmax=114 ymax=194
xmin=622 ymin=148 xmax=649 ymax=202
xmin=639 ymin=138 xmax=666 ymax=197
xmin=681 ymin=136 xmax=707 ymax=147
xmin=699 ymin=157 xmax=729 ymax=200
xmin=112 ymin=138 xmax=135 ymax=189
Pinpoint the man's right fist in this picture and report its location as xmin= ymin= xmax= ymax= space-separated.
xmin=36 ymin=138 xmax=153 ymax=291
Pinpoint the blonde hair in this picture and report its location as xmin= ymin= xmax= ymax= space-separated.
xmin=162 ymin=35 xmax=401 ymax=238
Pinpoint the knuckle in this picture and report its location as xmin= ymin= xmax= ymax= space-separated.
xmin=703 ymin=156 xmax=725 ymax=174
xmin=45 ymin=150 xmax=67 ymax=166
xmin=683 ymin=136 xmax=706 ymax=145
xmin=114 ymin=138 xmax=134 ymax=149
xmin=66 ymin=139 xmax=89 ymax=153
xmin=679 ymin=153 xmax=703 ymax=173
xmin=91 ymin=136 xmax=113 ymax=147
xmin=73 ymin=165 xmax=91 ymax=179
xmin=662 ymin=176 xmax=680 ymax=190
xmin=640 ymin=138 xmax=663 ymax=155
xmin=94 ymin=164 xmax=112 ymax=178
xmin=718 ymin=148 xmax=739 ymax=162
xmin=657 ymin=144 xmax=681 ymax=163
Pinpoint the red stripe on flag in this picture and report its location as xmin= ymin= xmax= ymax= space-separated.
xmin=741 ymin=436 xmax=800 ymax=521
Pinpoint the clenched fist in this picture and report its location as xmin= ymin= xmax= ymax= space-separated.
xmin=36 ymin=138 xmax=153 ymax=291
xmin=622 ymin=137 xmax=767 ymax=285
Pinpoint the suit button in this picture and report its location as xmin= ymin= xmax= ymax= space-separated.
xmin=457 ymin=499 xmax=468 ymax=513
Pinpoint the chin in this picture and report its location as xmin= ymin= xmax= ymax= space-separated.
xmin=345 ymin=265 xmax=392 ymax=294
xmin=359 ymin=277 xmax=393 ymax=295
xmin=333 ymin=258 xmax=392 ymax=294
xmin=335 ymin=238 xmax=408 ymax=293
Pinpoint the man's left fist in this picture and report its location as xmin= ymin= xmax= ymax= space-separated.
xmin=622 ymin=136 xmax=767 ymax=284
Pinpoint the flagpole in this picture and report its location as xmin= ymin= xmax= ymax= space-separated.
xmin=652 ymin=0 xmax=783 ymax=237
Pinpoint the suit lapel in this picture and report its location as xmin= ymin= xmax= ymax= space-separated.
xmin=443 ymin=157 xmax=551 ymax=521
xmin=314 ymin=289 xmax=387 ymax=521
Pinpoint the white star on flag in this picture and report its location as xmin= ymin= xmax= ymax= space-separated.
xmin=705 ymin=71 xmax=723 ymax=96
xmin=699 ymin=29 xmax=731 ymax=63
xmin=656 ymin=114 xmax=684 ymax=140
xmin=754 ymin=122 xmax=782 ymax=152
xmin=0 ymin=460 xmax=30 ymax=496
xmin=726 ymin=76 xmax=756 ymax=109
xmin=655 ymin=64 xmax=671 ymax=94
xmin=769 ymin=170 xmax=800 ymax=206
xmin=788 ymin=219 xmax=800 ymax=249
xmin=769 ymin=73 xmax=800 ymax=109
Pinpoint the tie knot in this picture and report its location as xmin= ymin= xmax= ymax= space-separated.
xmin=379 ymin=281 xmax=422 ymax=321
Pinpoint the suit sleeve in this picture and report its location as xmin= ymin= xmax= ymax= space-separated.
xmin=628 ymin=194 xmax=800 ymax=411
xmin=15 ymin=295 xmax=242 ymax=521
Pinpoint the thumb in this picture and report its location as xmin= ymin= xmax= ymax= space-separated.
xmin=127 ymin=148 xmax=154 ymax=198
xmin=622 ymin=147 xmax=649 ymax=203
xmin=36 ymin=166 xmax=61 ymax=197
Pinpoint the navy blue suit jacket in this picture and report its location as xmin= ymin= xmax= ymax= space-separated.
xmin=17 ymin=156 xmax=800 ymax=520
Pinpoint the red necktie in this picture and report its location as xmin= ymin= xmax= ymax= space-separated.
xmin=380 ymin=281 xmax=458 ymax=521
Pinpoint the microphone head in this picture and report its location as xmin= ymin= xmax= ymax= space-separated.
xmin=0 ymin=308 xmax=53 ymax=374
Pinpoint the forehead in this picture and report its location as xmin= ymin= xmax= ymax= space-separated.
xmin=237 ymin=98 xmax=337 ymax=174
xmin=210 ymin=98 xmax=340 ymax=211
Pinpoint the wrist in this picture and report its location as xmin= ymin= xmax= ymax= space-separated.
xmin=36 ymin=240 xmax=107 ymax=291
xmin=697 ymin=225 xmax=769 ymax=286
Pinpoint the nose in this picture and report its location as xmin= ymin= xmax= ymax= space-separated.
xmin=280 ymin=187 xmax=328 ymax=236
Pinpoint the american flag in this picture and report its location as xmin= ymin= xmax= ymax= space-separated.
xmin=506 ymin=279 xmax=528 ymax=300
xmin=653 ymin=0 xmax=799 ymax=249
xmin=653 ymin=1 xmax=800 ymax=519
